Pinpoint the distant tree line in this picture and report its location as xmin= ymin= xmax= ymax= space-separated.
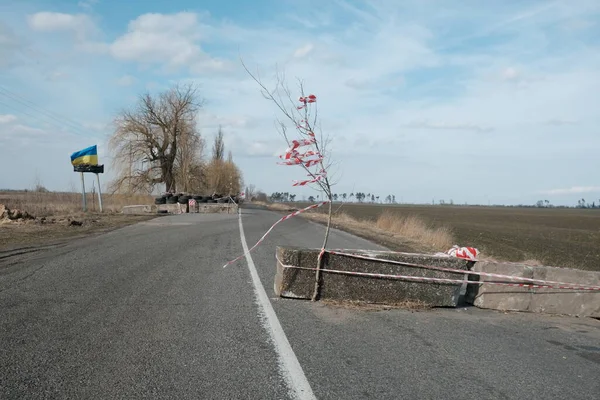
xmin=245 ymin=190 xmax=600 ymax=209
xmin=263 ymin=192 xmax=397 ymax=204
xmin=534 ymin=198 xmax=600 ymax=209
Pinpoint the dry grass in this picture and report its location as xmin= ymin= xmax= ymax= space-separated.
xmin=250 ymin=201 xmax=600 ymax=271
xmin=261 ymin=202 xmax=294 ymax=212
xmin=278 ymin=202 xmax=600 ymax=271
xmin=258 ymin=201 xmax=451 ymax=253
xmin=0 ymin=190 xmax=158 ymax=252
xmin=0 ymin=191 xmax=154 ymax=217
xmin=375 ymin=210 xmax=454 ymax=251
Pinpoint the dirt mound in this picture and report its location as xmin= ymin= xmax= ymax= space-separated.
xmin=0 ymin=204 xmax=36 ymax=224
xmin=0 ymin=204 xmax=99 ymax=229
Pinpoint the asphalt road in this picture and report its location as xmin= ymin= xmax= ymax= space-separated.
xmin=1 ymin=206 xmax=599 ymax=399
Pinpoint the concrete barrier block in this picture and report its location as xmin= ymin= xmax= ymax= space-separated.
xmin=122 ymin=205 xmax=153 ymax=214
xmin=156 ymin=203 xmax=238 ymax=214
xmin=467 ymin=262 xmax=600 ymax=318
xmin=275 ymin=247 xmax=472 ymax=307
xmin=157 ymin=204 xmax=182 ymax=213
xmin=198 ymin=204 xmax=238 ymax=214
xmin=528 ymin=266 xmax=600 ymax=318
xmin=466 ymin=262 xmax=534 ymax=311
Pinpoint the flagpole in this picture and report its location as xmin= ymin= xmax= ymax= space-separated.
xmin=96 ymin=173 xmax=103 ymax=213
xmin=80 ymin=172 xmax=87 ymax=212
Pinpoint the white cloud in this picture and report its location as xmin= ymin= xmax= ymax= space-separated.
xmin=0 ymin=21 xmax=22 ymax=68
xmin=116 ymin=75 xmax=135 ymax=86
xmin=203 ymin=113 xmax=258 ymax=129
xmin=78 ymin=0 xmax=99 ymax=9
xmin=0 ymin=114 xmax=17 ymax=124
xmin=12 ymin=124 xmax=47 ymax=136
xmin=294 ymin=43 xmax=314 ymax=58
xmin=501 ymin=67 xmax=520 ymax=81
xmin=27 ymin=12 xmax=96 ymax=40
xmin=540 ymin=186 xmax=600 ymax=195
xmin=109 ymin=12 xmax=223 ymax=72
xmin=404 ymin=120 xmax=494 ymax=133
xmin=82 ymin=122 xmax=108 ymax=132
xmin=545 ymin=118 xmax=578 ymax=126
xmin=246 ymin=141 xmax=278 ymax=157
xmin=0 ymin=123 xmax=49 ymax=146
xmin=46 ymin=70 xmax=69 ymax=81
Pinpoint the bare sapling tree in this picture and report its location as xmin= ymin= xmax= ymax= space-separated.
xmin=241 ymin=61 xmax=335 ymax=300
xmin=245 ymin=184 xmax=257 ymax=200
xmin=108 ymin=83 xmax=204 ymax=194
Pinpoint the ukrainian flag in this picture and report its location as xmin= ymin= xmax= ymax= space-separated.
xmin=70 ymin=145 xmax=98 ymax=166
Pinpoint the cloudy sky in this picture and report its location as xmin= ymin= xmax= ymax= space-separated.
xmin=0 ymin=0 xmax=599 ymax=206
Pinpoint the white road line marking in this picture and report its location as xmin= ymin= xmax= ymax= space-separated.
xmin=237 ymin=211 xmax=317 ymax=400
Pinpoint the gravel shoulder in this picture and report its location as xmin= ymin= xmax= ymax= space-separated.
xmin=0 ymin=212 xmax=159 ymax=256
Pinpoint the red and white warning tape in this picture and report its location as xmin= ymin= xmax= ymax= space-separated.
xmin=303 ymin=158 xmax=323 ymax=168
xmin=276 ymin=257 xmax=600 ymax=291
xmin=222 ymin=200 xmax=330 ymax=268
xmin=325 ymin=250 xmax=600 ymax=291
xmin=278 ymin=139 xmax=317 ymax=162
xmin=446 ymin=245 xmax=479 ymax=261
xmin=276 ymin=95 xmax=328 ymax=187
xmin=292 ymin=175 xmax=323 ymax=187
xmin=277 ymin=156 xmax=323 ymax=167
xmin=297 ymin=94 xmax=317 ymax=109
xmin=279 ymin=149 xmax=319 ymax=161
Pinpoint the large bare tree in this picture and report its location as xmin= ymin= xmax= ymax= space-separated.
xmin=108 ymin=83 xmax=204 ymax=194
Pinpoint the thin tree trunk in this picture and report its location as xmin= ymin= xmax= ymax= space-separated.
xmin=312 ymin=196 xmax=332 ymax=301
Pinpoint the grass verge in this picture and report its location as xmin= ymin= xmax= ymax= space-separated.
xmin=258 ymin=202 xmax=454 ymax=254
xmin=258 ymin=201 xmax=600 ymax=270
xmin=0 ymin=190 xmax=153 ymax=216
xmin=0 ymin=191 xmax=157 ymax=252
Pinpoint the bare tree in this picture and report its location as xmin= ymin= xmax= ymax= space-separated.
xmin=241 ymin=60 xmax=336 ymax=301
xmin=174 ymin=122 xmax=206 ymax=193
xmin=212 ymin=126 xmax=225 ymax=162
xmin=108 ymin=83 xmax=203 ymax=194
xmin=205 ymin=127 xmax=243 ymax=196
xmin=246 ymin=184 xmax=257 ymax=200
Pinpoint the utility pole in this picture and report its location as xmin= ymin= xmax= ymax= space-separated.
xmin=129 ymin=142 xmax=133 ymax=194
xmin=92 ymin=179 xmax=96 ymax=212
xmin=80 ymin=172 xmax=87 ymax=212
xmin=228 ymin=179 xmax=233 ymax=213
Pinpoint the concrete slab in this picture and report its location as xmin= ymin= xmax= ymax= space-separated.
xmin=156 ymin=203 xmax=238 ymax=214
xmin=275 ymin=246 xmax=472 ymax=307
xmin=465 ymin=261 xmax=534 ymax=311
xmin=466 ymin=261 xmax=600 ymax=318
xmin=529 ymin=266 xmax=600 ymax=317
xmin=122 ymin=205 xmax=153 ymax=214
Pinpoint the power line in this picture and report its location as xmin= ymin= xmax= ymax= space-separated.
xmin=0 ymin=89 xmax=84 ymax=134
xmin=0 ymin=85 xmax=104 ymax=139
xmin=0 ymin=99 xmax=72 ymax=134
xmin=0 ymin=85 xmax=89 ymax=131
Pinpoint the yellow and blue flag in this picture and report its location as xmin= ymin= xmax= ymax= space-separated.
xmin=70 ymin=145 xmax=98 ymax=166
